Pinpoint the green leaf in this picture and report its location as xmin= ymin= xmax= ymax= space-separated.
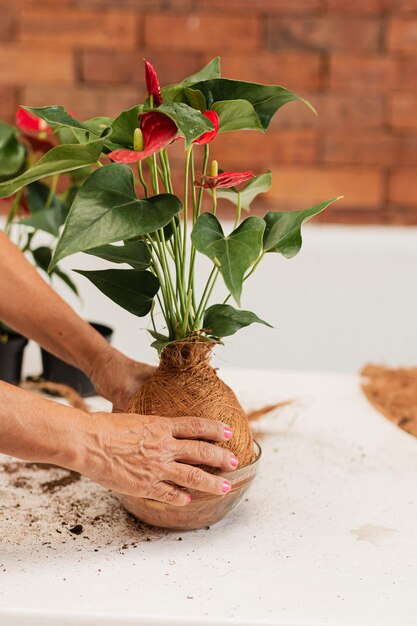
xmin=50 ymin=163 xmax=182 ymax=268
xmin=20 ymin=181 xmax=67 ymax=236
xmin=24 ymin=106 xmax=86 ymax=132
xmin=25 ymin=106 xmax=92 ymax=144
xmin=84 ymin=241 xmax=151 ymax=270
xmin=53 ymin=267 xmax=79 ymax=296
xmin=189 ymin=79 xmax=315 ymax=130
xmin=74 ymin=269 xmax=159 ymax=317
xmin=191 ymin=213 xmax=265 ymax=305
xmin=263 ymin=197 xmax=342 ymax=258
xmin=0 ymin=139 xmax=104 ymax=198
xmin=217 ymin=171 xmax=272 ymax=211
xmin=109 ymin=105 xmax=142 ymax=148
xmin=184 ymin=87 xmax=206 ymax=112
xmin=203 ymin=304 xmax=272 ymax=338
xmin=160 ymin=57 xmax=221 ymax=105
xmin=183 ymin=57 xmax=221 ymax=84
xmin=157 ymin=102 xmax=213 ymax=146
xmin=212 ymin=99 xmax=263 ymax=132
xmin=82 ymin=116 xmax=113 ymax=137
xmin=0 ymin=122 xmax=26 ymax=179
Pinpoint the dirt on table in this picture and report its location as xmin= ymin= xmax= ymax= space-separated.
xmin=361 ymin=364 xmax=417 ymax=437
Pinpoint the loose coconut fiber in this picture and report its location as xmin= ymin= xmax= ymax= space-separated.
xmin=361 ymin=364 xmax=417 ymax=437
xmin=126 ymin=341 xmax=254 ymax=467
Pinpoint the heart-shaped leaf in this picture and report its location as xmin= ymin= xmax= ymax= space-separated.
xmin=0 ymin=139 xmax=104 ymax=198
xmin=212 ymin=99 xmax=263 ymax=132
xmin=157 ymin=102 xmax=213 ymax=146
xmin=160 ymin=57 xmax=221 ymax=105
xmin=189 ymin=79 xmax=315 ymax=130
xmin=263 ymin=197 xmax=342 ymax=258
xmin=191 ymin=213 xmax=265 ymax=305
xmin=203 ymin=304 xmax=271 ymax=338
xmin=84 ymin=241 xmax=151 ymax=270
xmin=216 ymin=171 xmax=272 ymax=211
xmin=50 ymin=163 xmax=182 ymax=268
xmin=74 ymin=269 xmax=159 ymax=317
xmin=20 ymin=181 xmax=67 ymax=236
xmin=25 ymin=106 xmax=94 ymax=144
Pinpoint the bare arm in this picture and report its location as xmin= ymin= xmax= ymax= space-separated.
xmin=0 ymin=380 xmax=236 ymax=504
xmin=0 ymin=232 xmax=153 ymax=410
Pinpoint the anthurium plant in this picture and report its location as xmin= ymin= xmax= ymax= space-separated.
xmin=0 ymin=57 xmax=340 ymax=350
xmin=0 ymin=108 xmax=84 ymax=304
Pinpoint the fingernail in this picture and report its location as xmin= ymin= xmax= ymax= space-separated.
xmin=222 ymin=480 xmax=232 ymax=494
xmin=224 ymin=427 xmax=233 ymax=439
xmin=185 ymin=493 xmax=191 ymax=504
xmin=230 ymin=455 xmax=238 ymax=468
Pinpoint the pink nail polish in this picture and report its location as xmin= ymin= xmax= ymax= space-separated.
xmin=222 ymin=480 xmax=232 ymax=494
xmin=186 ymin=493 xmax=191 ymax=504
xmin=230 ymin=456 xmax=238 ymax=468
xmin=224 ymin=427 xmax=233 ymax=439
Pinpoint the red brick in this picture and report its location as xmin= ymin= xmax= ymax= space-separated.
xmin=0 ymin=2 xmax=16 ymax=41
xmin=199 ymin=0 xmax=324 ymax=11
xmin=267 ymin=166 xmax=383 ymax=209
xmin=326 ymin=0 xmax=417 ymax=12
xmin=0 ymin=86 xmax=17 ymax=122
xmin=389 ymin=94 xmax=417 ymax=130
xmin=22 ymin=85 xmax=144 ymax=120
xmin=19 ymin=7 xmax=139 ymax=49
xmin=329 ymin=54 xmax=396 ymax=90
xmin=208 ymin=129 xmax=320 ymax=168
xmin=144 ymin=13 xmax=261 ymax=51
xmin=266 ymin=17 xmax=381 ymax=51
xmin=387 ymin=19 xmax=417 ymax=53
xmin=324 ymin=131 xmax=417 ymax=166
xmin=0 ymin=45 xmax=74 ymax=86
xmin=389 ymin=170 xmax=417 ymax=207
xmin=219 ymin=52 xmax=323 ymax=91
xmin=271 ymin=93 xmax=384 ymax=128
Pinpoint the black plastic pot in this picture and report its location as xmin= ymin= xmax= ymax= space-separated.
xmin=0 ymin=332 xmax=29 ymax=385
xmin=41 ymin=322 xmax=113 ymax=397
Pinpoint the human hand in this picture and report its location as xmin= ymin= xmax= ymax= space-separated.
xmin=78 ymin=412 xmax=237 ymax=505
xmin=88 ymin=345 xmax=156 ymax=412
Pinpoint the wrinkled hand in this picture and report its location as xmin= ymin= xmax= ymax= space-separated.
xmin=81 ymin=412 xmax=237 ymax=505
xmin=89 ymin=345 xmax=156 ymax=412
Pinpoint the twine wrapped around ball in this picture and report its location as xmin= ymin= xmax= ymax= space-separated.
xmin=126 ymin=340 xmax=254 ymax=468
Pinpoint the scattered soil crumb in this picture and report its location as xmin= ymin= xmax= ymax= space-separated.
xmin=0 ymin=457 xmax=169 ymax=551
xmin=362 ymin=364 xmax=417 ymax=437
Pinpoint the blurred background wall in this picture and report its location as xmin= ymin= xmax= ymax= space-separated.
xmin=1 ymin=0 xmax=417 ymax=225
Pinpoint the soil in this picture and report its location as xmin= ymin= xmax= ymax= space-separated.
xmin=361 ymin=364 xmax=417 ymax=437
xmin=0 ymin=458 xmax=170 ymax=552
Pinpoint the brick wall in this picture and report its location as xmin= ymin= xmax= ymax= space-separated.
xmin=1 ymin=0 xmax=417 ymax=224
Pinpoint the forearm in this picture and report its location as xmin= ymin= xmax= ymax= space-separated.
xmin=0 ymin=232 xmax=111 ymax=377
xmin=0 ymin=379 xmax=87 ymax=468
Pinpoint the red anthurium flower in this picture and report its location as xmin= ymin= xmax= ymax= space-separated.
xmin=194 ymin=110 xmax=219 ymax=145
xmin=16 ymin=107 xmax=52 ymax=135
xmin=194 ymin=170 xmax=254 ymax=189
xmin=108 ymin=111 xmax=177 ymax=164
xmin=144 ymin=59 xmax=162 ymax=107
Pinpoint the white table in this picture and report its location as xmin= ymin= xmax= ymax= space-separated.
xmin=1 ymin=369 xmax=417 ymax=626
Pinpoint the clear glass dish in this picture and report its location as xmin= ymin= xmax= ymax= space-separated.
xmin=117 ymin=441 xmax=261 ymax=530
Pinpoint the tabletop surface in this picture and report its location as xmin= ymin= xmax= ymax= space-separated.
xmin=1 ymin=368 xmax=416 ymax=626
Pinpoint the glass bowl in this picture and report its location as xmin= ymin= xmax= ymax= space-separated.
xmin=116 ymin=441 xmax=261 ymax=530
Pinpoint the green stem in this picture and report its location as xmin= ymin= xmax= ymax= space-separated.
xmin=45 ymin=174 xmax=59 ymax=211
xmin=194 ymin=265 xmax=218 ymax=327
xmin=181 ymin=146 xmax=193 ymax=310
xmin=233 ymin=191 xmax=242 ymax=229
xmin=137 ymin=161 xmax=148 ymax=198
xmin=5 ymin=189 xmax=24 ymax=236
